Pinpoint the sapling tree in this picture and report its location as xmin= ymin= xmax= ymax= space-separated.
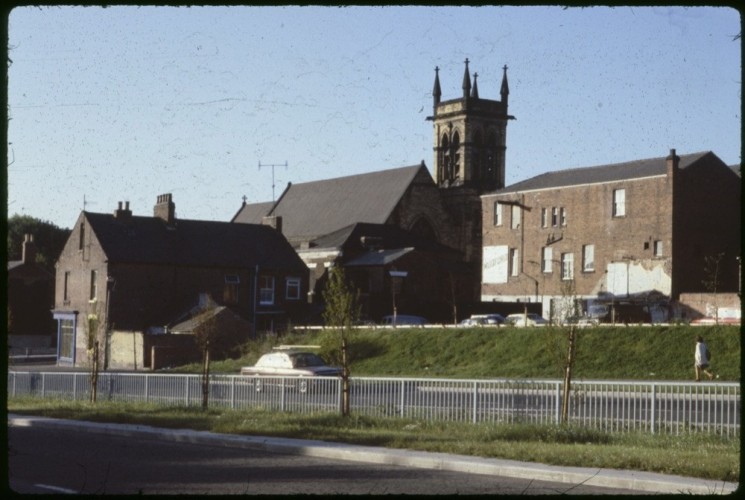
xmin=322 ymin=266 xmax=360 ymax=417
xmin=192 ymin=296 xmax=221 ymax=410
xmin=702 ymin=252 xmax=725 ymax=324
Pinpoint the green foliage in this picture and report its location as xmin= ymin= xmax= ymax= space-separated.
xmin=6 ymin=214 xmax=71 ymax=269
xmin=321 ymin=266 xmax=361 ymax=328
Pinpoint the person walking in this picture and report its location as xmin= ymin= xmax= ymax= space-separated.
xmin=694 ymin=336 xmax=715 ymax=381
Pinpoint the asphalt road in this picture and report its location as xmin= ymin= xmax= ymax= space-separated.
xmin=8 ymin=421 xmax=651 ymax=495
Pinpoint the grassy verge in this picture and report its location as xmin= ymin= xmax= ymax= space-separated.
xmin=188 ymin=324 xmax=741 ymax=382
xmin=8 ymin=397 xmax=739 ymax=482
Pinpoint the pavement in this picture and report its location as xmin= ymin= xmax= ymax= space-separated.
xmin=8 ymin=414 xmax=738 ymax=495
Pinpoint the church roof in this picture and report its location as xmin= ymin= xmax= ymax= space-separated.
xmin=492 ymin=151 xmax=713 ymax=195
xmin=232 ymin=163 xmax=430 ymax=243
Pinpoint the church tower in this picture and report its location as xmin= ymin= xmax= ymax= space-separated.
xmin=429 ymin=59 xmax=513 ymax=192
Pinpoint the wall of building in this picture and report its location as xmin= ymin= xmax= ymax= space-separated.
xmin=481 ymin=174 xmax=674 ymax=303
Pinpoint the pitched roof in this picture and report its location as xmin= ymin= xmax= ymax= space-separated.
xmin=493 ymin=151 xmax=711 ymax=195
xmin=232 ymin=163 xmax=430 ymax=242
xmin=309 ymin=222 xmax=459 ymax=256
xmin=84 ymin=212 xmax=306 ymax=271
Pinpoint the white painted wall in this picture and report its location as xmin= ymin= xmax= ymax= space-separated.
xmin=482 ymin=245 xmax=509 ymax=284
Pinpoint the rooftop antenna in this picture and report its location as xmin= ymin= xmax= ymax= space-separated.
xmin=83 ymin=194 xmax=96 ymax=211
xmin=258 ymin=161 xmax=288 ymax=202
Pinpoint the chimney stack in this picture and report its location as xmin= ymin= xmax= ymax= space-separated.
xmin=262 ymin=215 xmax=283 ymax=234
xmin=22 ymin=234 xmax=37 ymax=264
xmin=154 ymin=193 xmax=175 ymax=224
xmin=114 ymin=200 xmax=132 ymax=221
xmin=666 ymin=148 xmax=680 ymax=177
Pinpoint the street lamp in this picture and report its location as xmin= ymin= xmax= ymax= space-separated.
xmin=389 ymin=270 xmax=408 ymax=326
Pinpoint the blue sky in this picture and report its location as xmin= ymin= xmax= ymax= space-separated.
xmin=7 ymin=5 xmax=741 ymax=229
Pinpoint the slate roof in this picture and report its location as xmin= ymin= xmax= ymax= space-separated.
xmin=232 ymin=163 xmax=430 ymax=242
xmin=84 ymin=212 xmax=307 ymax=271
xmin=493 ymin=151 xmax=712 ymax=195
xmin=345 ymin=248 xmax=415 ymax=267
xmin=308 ymin=222 xmax=460 ymax=255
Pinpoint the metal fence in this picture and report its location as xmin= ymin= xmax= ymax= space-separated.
xmin=7 ymin=371 xmax=740 ymax=437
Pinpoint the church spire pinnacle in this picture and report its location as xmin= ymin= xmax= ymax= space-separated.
xmin=500 ymin=64 xmax=509 ymax=103
xmin=433 ymin=66 xmax=441 ymax=106
xmin=471 ymin=72 xmax=479 ymax=99
xmin=462 ymin=58 xmax=471 ymax=98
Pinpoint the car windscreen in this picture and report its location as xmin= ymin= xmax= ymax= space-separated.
xmin=289 ymin=353 xmax=326 ymax=368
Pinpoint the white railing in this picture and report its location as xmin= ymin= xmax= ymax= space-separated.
xmin=7 ymin=371 xmax=740 ymax=437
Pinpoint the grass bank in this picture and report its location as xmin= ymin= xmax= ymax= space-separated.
xmin=7 ymin=397 xmax=738 ymax=482
xmin=200 ymin=324 xmax=740 ymax=381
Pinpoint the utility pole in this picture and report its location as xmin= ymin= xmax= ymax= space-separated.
xmin=258 ymin=161 xmax=288 ymax=202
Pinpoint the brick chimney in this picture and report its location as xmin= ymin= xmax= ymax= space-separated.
xmin=22 ymin=234 xmax=37 ymax=264
xmin=666 ymin=148 xmax=679 ymax=177
xmin=113 ymin=200 xmax=132 ymax=221
xmin=262 ymin=215 xmax=283 ymax=234
xmin=154 ymin=193 xmax=175 ymax=224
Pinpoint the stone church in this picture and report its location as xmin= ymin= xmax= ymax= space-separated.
xmin=232 ymin=60 xmax=512 ymax=319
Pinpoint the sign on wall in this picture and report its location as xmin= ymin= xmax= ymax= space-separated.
xmin=483 ymin=245 xmax=509 ymax=284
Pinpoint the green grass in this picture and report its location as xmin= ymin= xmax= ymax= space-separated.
xmin=197 ymin=324 xmax=740 ymax=381
xmin=7 ymin=397 xmax=738 ymax=482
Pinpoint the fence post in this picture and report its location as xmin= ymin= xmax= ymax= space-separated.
xmin=41 ymin=373 xmax=46 ymax=398
xmin=555 ymin=381 xmax=561 ymax=425
xmin=185 ymin=376 xmax=190 ymax=406
xmin=400 ymin=380 xmax=406 ymax=417
xmin=144 ymin=374 xmax=149 ymax=403
xmin=472 ymin=381 xmax=478 ymax=424
xmin=650 ymin=383 xmax=656 ymax=435
xmin=230 ymin=376 xmax=236 ymax=409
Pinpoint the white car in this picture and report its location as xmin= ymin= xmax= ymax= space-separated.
xmin=505 ymin=313 xmax=548 ymax=327
xmin=240 ymin=350 xmax=341 ymax=392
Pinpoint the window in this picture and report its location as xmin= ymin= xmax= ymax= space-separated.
xmin=561 ymin=253 xmax=574 ymax=281
xmin=551 ymin=207 xmax=558 ymax=227
xmin=286 ymin=277 xmax=301 ymax=300
xmin=89 ymin=270 xmax=97 ymax=301
xmin=560 ymin=207 xmax=567 ymax=226
xmin=511 ymin=205 xmax=521 ymax=229
xmin=582 ymin=244 xmax=595 ymax=272
xmin=654 ymin=240 xmax=663 ymax=257
xmin=493 ymin=201 xmax=503 ymax=226
xmin=223 ymin=275 xmax=240 ymax=304
xmin=541 ymin=208 xmax=548 ymax=228
xmin=259 ymin=276 xmax=275 ymax=305
xmin=613 ymin=189 xmax=626 ymax=217
xmin=59 ymin=318 xmax=75 ymax=360
xmin=509 ymin=248 xmax=519 ymax=276
xmin=541 ymin=247 xmax=553 ymax=273
xmin=63 ymin=271 xmax=70 ymax=303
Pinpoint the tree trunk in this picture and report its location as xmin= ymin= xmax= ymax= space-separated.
xmin=560 ymin=327 xmax=576 ymax=424
xmin=90 ymin=341 xmax=99 ymax=403
xmin=202 ymin=347 xmax=210 ymax=410
xmin=341 ymin=335 xmax=350 ymax=417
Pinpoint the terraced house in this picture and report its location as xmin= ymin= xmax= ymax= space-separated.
xmin=52 ymin=194 xmax=308 ymax=369
xmin=480 ymin=149 xmax=740 ymax=322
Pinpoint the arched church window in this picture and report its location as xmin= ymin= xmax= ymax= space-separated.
xmin=473 ymin=130 xmax=484 ymax=181
xmin=450 ymin=131 xmax=460 ymax=182
xmin=440 ymin=134 xmax=451 ymax=183
xmin=410 ymin=217 xmax=437 ymax=242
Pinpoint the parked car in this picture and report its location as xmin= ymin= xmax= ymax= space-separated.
xmin=563 ymin=315 xmax=599 ymax=328
xmin=505 ymin=313 xmax=548 ymax=327
xmin=472 ymin=314 xmax=506 ymax=325
xmin=459 ymin=314 xmax=506 ymax=327
xmin=240 ymin=349 xmax=341 ymax=392
xmin=381 ymin=314 xmax=427 ymax=326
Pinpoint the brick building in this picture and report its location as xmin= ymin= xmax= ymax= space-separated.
xmin=480 ymin=150 xmax=740 ymax=322
xmin=7 ymin=234 xmax=55 ymax=346
xmin=52 ymin=194 xmax=308 ymax=369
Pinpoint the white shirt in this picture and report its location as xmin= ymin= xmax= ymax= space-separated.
xmin=695 ymin=342 xmax=709 ymax=365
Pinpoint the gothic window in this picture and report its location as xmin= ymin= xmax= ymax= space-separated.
xmin=473 ymin=130 xmax=483 ymax=181
xmin=450 ymin=131 xmax=460 ymax=181
xmin=440 ymin=133 xmax=450 ymax=183
xmin=411 ymin=217 xmax=437 ymax=242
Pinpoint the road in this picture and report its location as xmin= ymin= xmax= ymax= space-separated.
xmin=8 ymin=423 xmax=647 ymax=495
